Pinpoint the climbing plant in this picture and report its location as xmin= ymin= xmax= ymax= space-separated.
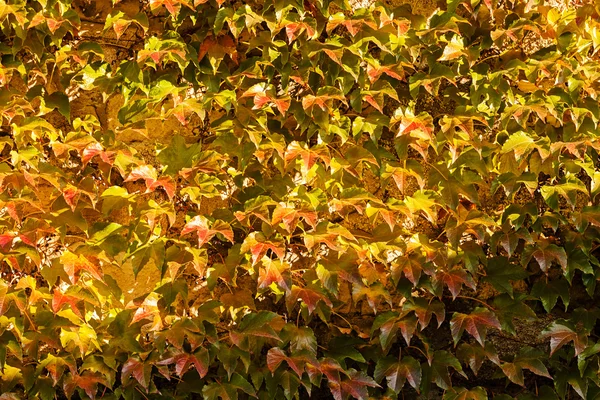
xmin=1 ymin=0 xmax=600 ymax=398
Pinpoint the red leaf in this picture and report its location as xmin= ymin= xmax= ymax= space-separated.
xmin=391 ymin=255 xmax=422 ymax=286
xmin=397 ymin=112 xmax=434 ymax=139
xmin=272 ymin=204 xmax=318 ymax=232
xmin=267 ymin=347 xmax=304 ymax=377
xmin=450 ymin=308 xmax=501 ymax=347
xmin=46 ymin=18 xmax=64 ymax=34
xmin=149 ymin=177 xmax=176 ymax=200
xmin=397 ymin=315 xmax=419 ymax=345
xmin=374 ymin=356 xmax=421 ymax=393
xmin=0 ymin=233 xmax=15 ymax=250
xmin=172 ymin=349 xmax=209 ymax=378
xmin=285 ymin=141 xmax=331 ymax=175
xmin=543 ymin=321 xmax=587 ymax=356
xmin=113 ymin=19 xmax=131 ymax=40
xmin=323 ymin=49 xmax=343 ymax=66
xmin=437 ymin=268 xmax=476 ymax=300
xmin=198 ymin=35 xmax=237 ymax=64
xmin=273 ymin=97 xmax=290 ymax=115
xmin=285 ymin=22 xmax=315 ymax=42
xmin=404 ymin=298 xmax=445 ymax=331
xmin=122 ymin=358 xmax=151 ymax=389
xmin=287 ymin=285 xmax=332 ymax=315
xmin=364 ymin=94 xmax=384 ymax=113
xmin=52 ymin=289 xmax=83 ymax=319
xmin=60 ymin=251 xmax=103 ymax=283
xmin=63 ymin=372 xmax=108 ymax=400
xmin=242 ymin=232 xmax=285 ymax=265
xmin=82 ymin=143 xmax=115 ymax=165
xmin=181 ymin=216 xmax=234 ymax=247
xmin=258 ymin=259 xmax=290 ymax=291
xmin=125 ymin=165 xmax=176 ymax=200
xmin=339 ymin=370 xmax=379 ymax=400
xmin=62 ymin=186 xmax=79 ymax=211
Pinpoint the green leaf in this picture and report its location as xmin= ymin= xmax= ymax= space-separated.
xmin=157 ymin=135 xmax=203 ymax=175
xmin=45 ymin=92 xmax=70 ymax=120
xmin=443 ymin=386 xmax=488 ymax=400
xmin=425 ymin=351 xmax=466 ymax=390
xmin=482 ymin=256 xmax=528 ymax=298
xmin=501 ymin=131 xmax=535 ymax=160
xmin=531 ymin=278 xmax=570 ymax=313
xmin=128 ymin=238 xmax=167 ymax=277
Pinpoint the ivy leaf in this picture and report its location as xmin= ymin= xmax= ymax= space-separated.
xmin=372 ymin=312 xmax=400 ymax=353
xmin=229 ymin=311 xmax=282 ymax=348
xmin=456 ymin=342 xmax=500 ymax=375
xmin=241 ymin=232 xmax=286 ymax=265
xmin=326 ymin=13 xmax=377 ymax=36
xmin=501 ymin=347 xmax=550 ymax=386
xmin=52 ymin=289 xmax=83 ymax=319
xmin=62 ymin=372 xmax=109 ymax=400
xmin=338 ymin=370 xmax=379 ymax=400
xmin=285 ymin=142 xmax=331 ymax=177
xmin=531 ymin=278 xmax=570 ymax=313
xmin=450 ymin=308 xmax=501 ymax=347
xmin=543 ymin=320 xmax=588 ymax=356
xmin=501 ymin=131 xmax=536 ymax=160
xmin=325 ymin=336 xmax=366 ymax=364
xmin=443 ymin=386 xmax=488 ymax=400
xmin=171 ymin=349 xmax=210 ymax=378
xmin=514 ymin=347 xmax=551 ymax=379
xmin=286 ymin=285 xmax=332 ymax=315
xmin=352 ymin=283 xmax=393 ymax=314
xmin=157 ymin=135 xmax=202 ymax=175
xmin=60 ymin=251 xmax=103 ymax=284
xmin=492 ymin=294 xmax=537 ymax=336
xmin=500 ymin=361 xmax=525 ymax=386
xmin=426 ymin=351 xmax=466 ymax=390
xmin=181 ymin=216 xmax=234 ymax=247
xmin=122 ymin=357 xmax=152 ymax=390
xmin=272 ymin=204 xmax=318 ymax=232
xmin=436 ymin=268 xmax=476 ymax=300
xmin=303 ymin=223 xmax=356 ymax=251
xmin=522 ymin=241 xmax=567 ymax=273
xmin=403 ymin=297 xmax=445 ymax=331
xmin=482 ymin=256 xmax=528 ymax=298
xmin=258 ymin=258 xmax=291 ymax=292
xmin=301 ymin=86 xmax=347 ymax=112
xmin=438 ymin=35 xmax=466 ymax=61
xmin=374 ymin=356 xmax=421 ymax=393
xmin=396 ymin=110 xmax=435 ymax=140
xmin=267 ymin=347 xmax=304 ymax=377
xmin=37 ymin=354 xmax=77 ymax=386
xmin=391 ymin=254 xmax=423 ymax=287
xmin=202 ymin=373 xmax=257 ymax=400
xmin=128 ymin=239 xmax=167 ymax=277
xmin=124 ymin=165 xmax=176 ymax=201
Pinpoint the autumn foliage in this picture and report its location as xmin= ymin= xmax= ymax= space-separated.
xmin=1 ymin=0 xmax=600 ymax=398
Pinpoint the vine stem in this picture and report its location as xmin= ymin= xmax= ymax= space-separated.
xmin=453 ymin=295 xmax=496 ymax=311
xmin=135 ymin=386 xmax=149 ymax=400
xmin=406 ymin=345 xmax=428 ymax=359
xmin=332 ymin=311 xmax=354 ymax=330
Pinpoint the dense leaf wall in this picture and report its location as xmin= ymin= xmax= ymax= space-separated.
xmin=1 ymin=0 xmax=600 ymax=398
